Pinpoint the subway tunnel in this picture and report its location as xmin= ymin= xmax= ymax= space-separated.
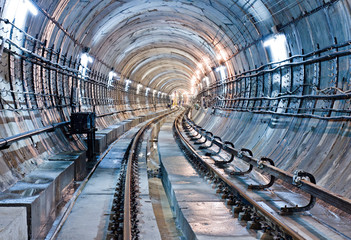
xmin=0 ymin=0 xmax=350 ymax=239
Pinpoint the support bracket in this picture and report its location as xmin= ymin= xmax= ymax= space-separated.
xmin=280 ymin=170 xmax=316 ymax=214
xmin=215 ymin=141 xmax=235 ymax=165
xmin=205 ymin=136 xmax=222 ymax=156
xmin=230 ymin=148 xmax=253 ymax=176
xmin=248 ymin=157 xmax=275 ymax=190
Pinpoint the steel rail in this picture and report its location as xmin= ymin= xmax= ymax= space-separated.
xmin=46 ymin=121 xmax=134 ymax=240
xmin=123 ymin=109 xmax=177 ymax=240
xmin=185 ymin=116 xmax=351 ymax=215
xmin=173 ymin=113 xmax=304 ymax=240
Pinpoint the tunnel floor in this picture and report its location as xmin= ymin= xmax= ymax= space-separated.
xmin=37 ymin=110 xmax=350 ymax=240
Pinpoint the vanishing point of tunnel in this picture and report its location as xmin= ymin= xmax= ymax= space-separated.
xmin=0 ymin=0 xmax=350 ymax=239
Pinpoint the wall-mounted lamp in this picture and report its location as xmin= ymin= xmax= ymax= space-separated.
xmin=203 ymin=77 xmax=209 ymax=87
xmin=263 ymin=34 xmax=288 ymax=62
xmin=108 ymin=71 xmax=117 ymax=87
xmin=25 ymin=0 xmax=38 ymax=16
xmin=79 ymin=52 xmax=93 ymax=78
xmin=124 ymin=79 xmax=131 ymax=91
xmin=136 ymin=84 xmax=142 ymax=94
xmin=215 ymin=65 xmax=226 ymax=81
xmin=145 ymin=87 xmax=150 ymax=96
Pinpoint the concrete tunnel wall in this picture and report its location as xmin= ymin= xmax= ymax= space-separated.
xmin=0 ymin=0 xmax=350 ymax=201
xmin=0 ymin=46 xmax=167 ymax=191
xmin=187 ymin=0 xmax=351 ymax=198
xmin=0 ymin=0 xmax=170 ymax=191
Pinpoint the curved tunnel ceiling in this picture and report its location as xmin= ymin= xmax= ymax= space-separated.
xmin=34 ymin=0 xmax=349 ymax=94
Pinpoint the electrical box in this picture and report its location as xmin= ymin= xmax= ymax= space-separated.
xmin=70 ymin=112 xmax=96 ymax=133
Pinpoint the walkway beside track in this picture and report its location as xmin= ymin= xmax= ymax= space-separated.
xmin=56 ymin=129 xmax=137 ymax=239
xmin=55 ymin=121 xmax=161 ymax=239
xmin=158 ymin=115 xmax=256 ymax=239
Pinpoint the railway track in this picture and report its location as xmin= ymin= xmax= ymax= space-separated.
xmin=173 ymin=111 xmax=351 ymax=240
xmin=48 ymin=110 xmax=177 ymax=240
xmin=52 ymin=109 xmax=350 ymax=240
xmin=106 ymin=109 xmax=177 ymax=240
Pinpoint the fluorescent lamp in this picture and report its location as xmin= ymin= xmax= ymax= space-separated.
xmin=125 ymin=79 xmax=131 ymax=91
xmin=263 ymin=34 xmax=288 ymax=62
xmin=81 ymin=53 xmax=93 ymax=66
xmin=145 ymin=87 xmax=150 ymax=96
xmin=108 ymin=71 xmax=117 ymax=87
xmin=136 ymin=84 xmax=142 ymax=94
xmin=79 ymin=53 xmax=93 ymax=78
xmin=215 ymin=65 xmax=226 ymax=81
xmin=203 ymin=77 xmax=209 ymax=87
